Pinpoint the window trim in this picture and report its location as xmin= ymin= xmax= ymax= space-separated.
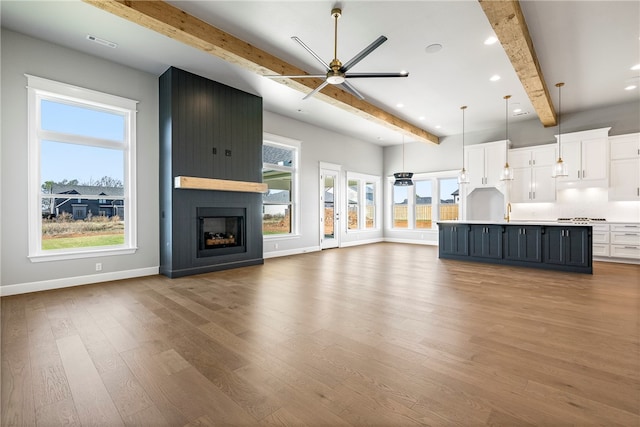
xmin=346 ymin=171 xmax=381 ymax=232
xmin=262 ymin=133 xmax=300 ymax=238
xmin=26 ymin=74 xmax=138 ymax=262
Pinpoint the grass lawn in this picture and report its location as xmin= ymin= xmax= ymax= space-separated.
xmin=42 ymin=234 xmax=124 ymax=250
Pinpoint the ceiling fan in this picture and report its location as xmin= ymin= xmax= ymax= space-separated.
xmin=266 ymin=7 xmax=409 ymax=100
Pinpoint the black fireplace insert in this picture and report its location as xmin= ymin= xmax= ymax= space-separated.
xmin=197 ymin=207 xmax=246 ymax=257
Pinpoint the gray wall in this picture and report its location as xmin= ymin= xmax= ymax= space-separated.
xmin=263 ymin=110 xmax=384 ymax=255
xmin=1 ymin=29 xmax=159 ymax=292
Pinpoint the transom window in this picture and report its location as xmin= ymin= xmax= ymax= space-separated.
xmin=27 ymin=75 xmax=138 ymax=261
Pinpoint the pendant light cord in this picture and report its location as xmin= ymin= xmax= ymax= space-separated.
xmin=556 ymin=82 xmax=564 ymax=158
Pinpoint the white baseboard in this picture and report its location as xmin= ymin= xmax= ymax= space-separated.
xmin=340 ymin=237 xmax=384 ymax=247
xmin=0 ymin=266 xmax=159 ymax=297
xmin=263 ymin=246 xmax=321 ymax=259
xmin=384 ymin=237 xmax=438 ymax=246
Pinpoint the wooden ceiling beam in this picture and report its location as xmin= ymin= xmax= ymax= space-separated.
xmin=478 ymin=0 xmax=557 ymax=127
xmin=82 ymin=0 xmax=439 ymax=144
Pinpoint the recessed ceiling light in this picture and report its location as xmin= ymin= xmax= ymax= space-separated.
xmin=86 ymin=34 xmax=117 ymax=49
xmin=631 ymin=64 xmax=640 ymax=71
xmin=490 ymin=75 xmax=501 ymax=82
xmin=418 ymin=116 xmax=425 ymax=121
xmin=435 ymin=125 xmax=441 ymax=129
xmin=425 ymin=43 xmax=443 ymax=54
xmin=625 ymin=85 xmax=637 ymax=90
xmin=484 ymin=36 xmax=498 ymax=45
xmin=396 ymin=103 xmax=404 ymax=108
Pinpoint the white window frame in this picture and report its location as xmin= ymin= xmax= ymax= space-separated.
xmin=262 ymin=133 xmax=300 ymax=238
xmin=26 ymin=75 xmax=138 ymax=262
xmin=388 ymin=170 xmax=459 ymax=230
xmin=346 ymin=172 xmax=381 ymax=232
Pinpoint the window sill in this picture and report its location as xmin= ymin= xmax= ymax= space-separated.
xmin=29 ymin=247 xmax=138 ymax=263
xmin=263 ymin=234 xmax=301 ymax=240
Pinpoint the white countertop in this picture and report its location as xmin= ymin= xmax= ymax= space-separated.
xmin=437 ymin=220 xmax=597 ymax=227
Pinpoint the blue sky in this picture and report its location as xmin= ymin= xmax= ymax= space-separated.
xmin=40 ymin=100 xmax=124 ymax=184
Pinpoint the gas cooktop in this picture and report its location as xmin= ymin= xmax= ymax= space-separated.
xmin=557 ymin=217 xmax=607 ymax=224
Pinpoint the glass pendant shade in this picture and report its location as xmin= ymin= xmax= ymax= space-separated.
xmin=458 ymin=106 xmax=470 ymax=184
xmin=500 ymin=95 xmax=514 ymax=181
xmin=552 ymin=157 xmax=568 ymax=178
xmin=553 ymin=82 xmax=569 ymax=177
xmin=458 ymin=168 xmax=469 ymax=185
xmin=501 ymin=163 xmax=514 ymax=181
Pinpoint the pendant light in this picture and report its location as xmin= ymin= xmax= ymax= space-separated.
xmin=393 ymin=134 xmax=414 ymax=186
xmin=458 ymin=105 xmax=470 ymax=184
xmin=500 ymin=94 xmax=514 ymax=181
xmin=552 ymin=82 xmax=569 ymax=178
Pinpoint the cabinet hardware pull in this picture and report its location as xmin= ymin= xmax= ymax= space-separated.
xmin=624 ymin=233 xmax=637 ymax=236
xmin=583 ymin=170 xmax=586 ymax=178
xmin=578 ymin=170 xmax=581 ymax=179
xmin=623 ymin=246 xmax=638 ymax=250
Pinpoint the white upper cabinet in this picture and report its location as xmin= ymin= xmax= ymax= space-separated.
xmin=465 ymin=140 xmax=507 ymax=189
xmin=556 ymin=127 xmax=610 ymax=187
xmin=509 ymin=144 xmax=556 ymax=203
xmin=609 ymin=133 xmax=640 ymax=201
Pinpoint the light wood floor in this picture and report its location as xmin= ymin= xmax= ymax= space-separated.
xmin=2 ymin=243 xmax=639 ymax=426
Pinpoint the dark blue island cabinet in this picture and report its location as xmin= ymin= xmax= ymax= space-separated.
xmin=439 ymin=223 xmax=469 ymax=256
xmin=543 ymin=226 xmax=592 ymax=268
xmin=504 ymin=225 xmax=542 ymax=263
xmin=469 ymin=225 xmax=503 ymax=259
xmin=437 ymin=222 xmax=592 ymax=274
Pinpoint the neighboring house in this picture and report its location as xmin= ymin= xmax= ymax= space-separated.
xmin=452 ymin=189 xmax=460 ymax=204
xmin=43 ymin=184 xmax=124 ymax=220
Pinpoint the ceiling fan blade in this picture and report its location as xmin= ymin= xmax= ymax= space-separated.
xmin=302 ymin=80 xmax=330 ymax=100
xmin=292 ymin=36 xmax=331 ymax=71
xmin=340 ymin=81 xmax=365 ymax=100
xmin=341 ymin=35 xmax=387 ymax=72
xmin=264 ymin=74 xmax=326 ymax=79
xmin=346 ymin=72 xmax=409 ymax=78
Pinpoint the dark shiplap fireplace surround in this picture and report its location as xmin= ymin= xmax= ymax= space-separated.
xmin=159 ymin=67 xmax=264 ymax=278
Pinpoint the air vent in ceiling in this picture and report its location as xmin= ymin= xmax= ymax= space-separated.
xmin=86 ymin=35 xmax=117 ymax=49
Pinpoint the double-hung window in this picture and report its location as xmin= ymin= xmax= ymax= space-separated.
xmin=390 ymin=172 xmax=460 ymax=229
xmin=346 ymin=172 xmax=380 ymax=231
xmin=27 ymin=75 xmax=138 ymax=261
xmin=262 ymin=135 xmax=299 ymax=236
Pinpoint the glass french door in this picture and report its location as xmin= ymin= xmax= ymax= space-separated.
xmin=320 ymin=164 xmax=341 ymax=249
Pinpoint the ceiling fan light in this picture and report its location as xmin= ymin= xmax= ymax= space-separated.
xmin=326 ymin=75 xmax=345 ymax=84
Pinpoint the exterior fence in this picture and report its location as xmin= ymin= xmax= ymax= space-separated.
xmin=393 ymin=204 xmax=459 ymax=228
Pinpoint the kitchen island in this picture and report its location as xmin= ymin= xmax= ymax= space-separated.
xmin=437 ymin=221 xmax=593 ymax=274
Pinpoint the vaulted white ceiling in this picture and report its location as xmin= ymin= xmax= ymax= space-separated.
xmin=2 ymin=1 xmax=638 ymax=145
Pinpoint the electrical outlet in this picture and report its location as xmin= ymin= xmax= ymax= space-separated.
xmin=274 ymin=243 xmax=279 ymax=249
xmin=95 ymin=263 xmax=102 ymax=271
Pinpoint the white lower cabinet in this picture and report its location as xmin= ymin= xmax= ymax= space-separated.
xmin=592 ymin=224 xmax=610 ymax=257
xmin=594 ymin=223 xmax=640 ymax=262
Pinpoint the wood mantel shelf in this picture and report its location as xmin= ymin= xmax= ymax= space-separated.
xmin=174 ymin=176 xmax=268 ymax=193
